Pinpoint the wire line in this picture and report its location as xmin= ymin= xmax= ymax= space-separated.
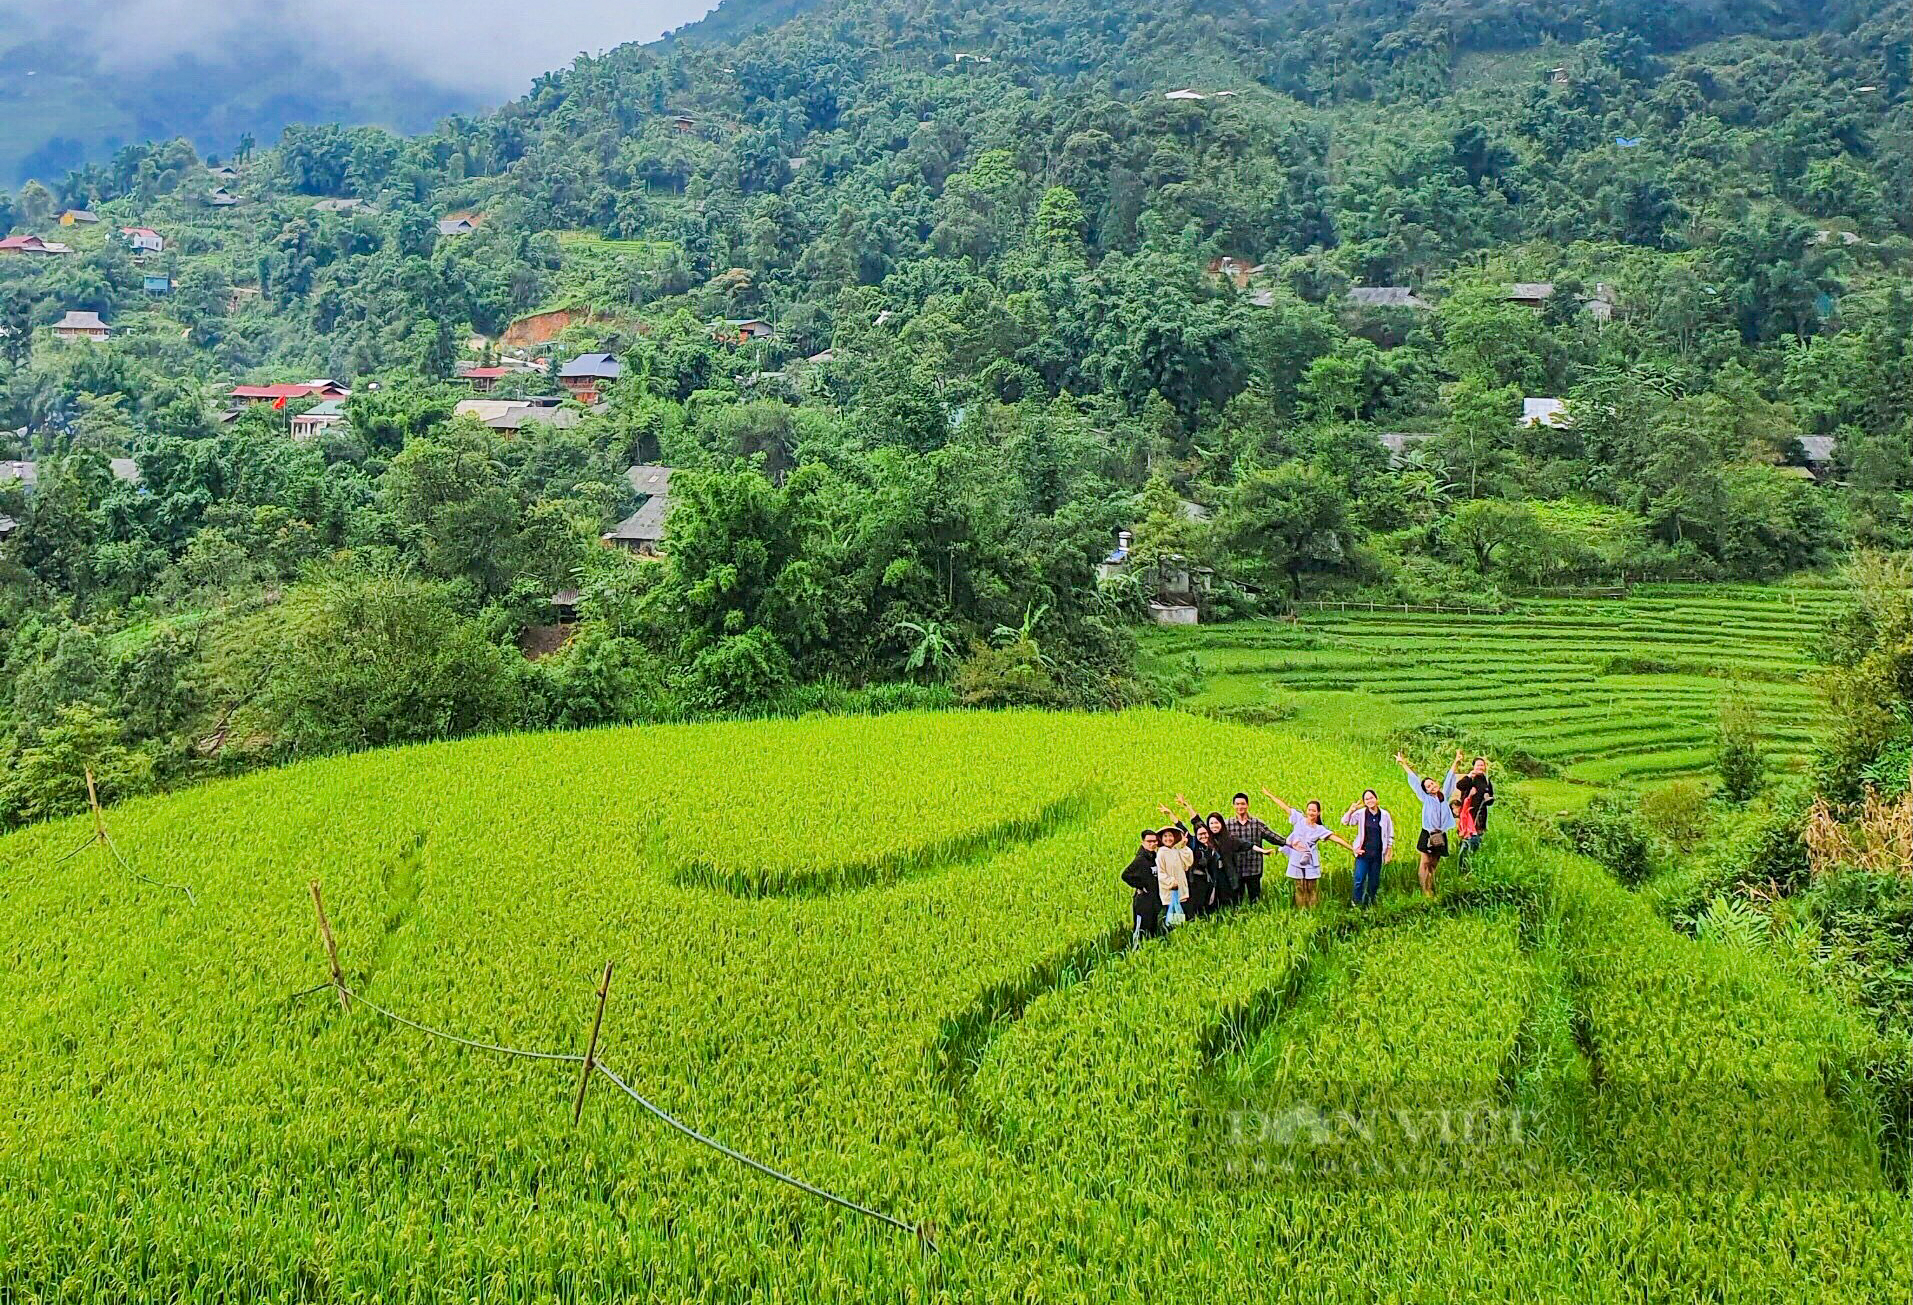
xmin=337 ymin=983 xmax=586 ymax=1063
xmin=593 ymin=1062 xmax=932 ymax=1248
xmin=325 ymin=979 xmax=932 ymax=1248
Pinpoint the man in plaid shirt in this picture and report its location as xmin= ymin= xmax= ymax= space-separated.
xmin=1225 ymin=791 xmax=1283 ymax=904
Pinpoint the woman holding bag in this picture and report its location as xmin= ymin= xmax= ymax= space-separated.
xmin=1396 ymin=752 xmax=1457 ymax=899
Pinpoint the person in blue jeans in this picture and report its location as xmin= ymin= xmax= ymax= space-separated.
xmin=1339 ymin=789 xmax=1395 ymax=907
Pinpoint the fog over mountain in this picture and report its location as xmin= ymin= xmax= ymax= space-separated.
xmin=0 ymin=0 xmax=724 ymax=181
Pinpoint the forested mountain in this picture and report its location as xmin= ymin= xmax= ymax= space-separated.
xmin=0 ymin=0 xmax=1906 ymax=820
xmin=0 ymin=0 xmax=722 ymax=185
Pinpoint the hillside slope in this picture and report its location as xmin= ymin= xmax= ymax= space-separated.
xmin=1 ymin=711 xmax=1902 ymax=1300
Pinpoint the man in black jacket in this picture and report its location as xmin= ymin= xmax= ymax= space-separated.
xmin=1123 ymin=829 xmax=1162 ymax=942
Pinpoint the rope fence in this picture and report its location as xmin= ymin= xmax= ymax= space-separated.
xmin=42 ymin=795 xmax=936 ymax=1256
xmin=302 ymin=882 xmax=937 ymax=1253
xmin=46 ymin=788 xmax=933 ymax=1249
xmin=321 ymin=972 xmax=934 ymax=1249
xmin=55 ymin=768 xmax=198 ymax=905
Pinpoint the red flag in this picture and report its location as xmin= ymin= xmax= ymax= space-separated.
xmin=272 ymin=395 xmax=287 ymax=410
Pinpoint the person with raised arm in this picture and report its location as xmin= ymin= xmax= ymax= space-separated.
xmin=1202 ymin=809 xmax=1244 ymax=908
xmin=1340 ymin=788 xmax=1395 ymax=907
xmin=1451 ymin=750 xmax=1495 ymax=864
xmin=1160 ymin=801 xmax=1215 ymax=918
xmin=1170 ymin=793 xmax=1233 ymax=915
xmin=1261 ymin=787 xmax=1354 ymax=910
xmin=1397 ymin=751 xmax=1457 ymax=899
xmin=1224 ymin=790 xmax=1283 ymax=905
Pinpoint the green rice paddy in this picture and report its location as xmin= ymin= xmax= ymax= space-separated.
xmin=1144 ymin=584 xmax=1843 ymax=804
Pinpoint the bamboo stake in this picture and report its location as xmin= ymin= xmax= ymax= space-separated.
xmin=572 ymin=961 xmax=614 ymax=1126
xmin=310 ymin=880 xmax=350 ymax=1012
xmin=84 ymin=768 xmax=106 ymax=846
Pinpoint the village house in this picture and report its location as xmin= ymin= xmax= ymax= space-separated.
xmin=1503 ymin=281 xmax=1616 ymax=322
xmin=454 ymin=398 xmax=581 ymax=433
xmin=1377 ymin=432 xmax=1438 ymax=467
xmin=205 ymin=187 xmax=239 ymax=207
xmin=59 ymin=209 xmax=99 ymax=226
xmin=289 ymin=399 xmax=348 ymax=440
xmin=228 ymin=379 xmax=351 ymax=406
xmin=1206 ymin=256 xmax=1264 ymax=289
xmin=602 ymin=465 xmax=674 ymax=556
xmin=143 ymin=274 xmax=172 ymax=294
xmin=436 ymin=216 xmax=481 ymax=236
xmin=456 ymin=366 xmax=511 ymax=392
xmin=1096 ymin=499 xmax=1214 ymax=624
xmin=1505 ymin=282 xmax=1554 ymax=312
xmin=673 ymin=114 xmax=697 ymax=134
xmin=1798 ymin=435 xmax=1838 ymax=480
xmin=1165 ymin=89 xmax=1208 ymax=101
xmin=558 ymin=353 xmax=621 ymax=403
xmin=1523 ymin=397 xmax=1567 ymax=428
xmin=0 ymin=235 xmax=73 ymax=256
xmin=51 ymin=311 xmax=111 ymax=341
xmin=121 ymin=226 xmax=163 ymax=254
xmin=0 ymin=458 xmax=140 ymax=495
xmin=1346 ymin=286 xmax=1431 ymax=310
xmin=720 ymin=318 xmax=776 ymax=343
xmin=208 ymin=165 xmax=239 ymax=182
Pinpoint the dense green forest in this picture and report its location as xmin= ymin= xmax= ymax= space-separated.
xmin=0 ymin=0 xmax=1907 ymax=822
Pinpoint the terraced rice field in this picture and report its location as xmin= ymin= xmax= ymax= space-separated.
xmin=1145 ymin=584 xmax=1845 ymax=794
xmin=2 ymin=709 xmax=1902 ymax=1300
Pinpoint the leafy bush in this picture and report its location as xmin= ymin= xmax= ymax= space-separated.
xmin=1639 ymin=779 xmax=1713 ymax=849
xmin=241 ymin=566 xmax=520 ymax=756
xmin=680 ymin=625 xmax=793 ymax=711
xmin=0 ymin=703 xmax=155 ymax=827
xmin=952 ymin=636 xmax=1072 ymax=708
xmin=1560 ymin=794 xmax=1655 ymax=885
xmin=1716 ymin=697 xmax=1768 ymax=802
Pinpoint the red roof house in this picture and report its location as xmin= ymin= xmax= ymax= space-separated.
xmin=228 ymin=380 xmax=351 ymax=405
xmin=457 ymin=366 xmax=511 ymax=392
xmin=0 ymin=235 xmax=73 ymax=256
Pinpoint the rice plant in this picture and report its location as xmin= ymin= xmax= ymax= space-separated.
xmin=0 ymin=707 xmax=1903 ymax=1301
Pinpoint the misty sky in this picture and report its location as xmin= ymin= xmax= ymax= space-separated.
xmin=0 ymin=0 xmax=724 ymax=101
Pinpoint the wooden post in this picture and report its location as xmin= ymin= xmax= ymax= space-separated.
xmin=84 ymin=767 xmax=107 ymax=845
xmin=310 ymin=880 xmax=349 ymax=1012
xmin=572 ymin=961 xmax=614 ymax=1126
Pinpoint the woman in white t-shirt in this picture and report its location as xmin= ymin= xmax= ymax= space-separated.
xmin=1261 ymin=787 xmax=1355 ymax=910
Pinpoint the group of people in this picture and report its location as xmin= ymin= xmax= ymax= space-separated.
xmin=1120 ymin=751 xmax=1495 ymax=938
